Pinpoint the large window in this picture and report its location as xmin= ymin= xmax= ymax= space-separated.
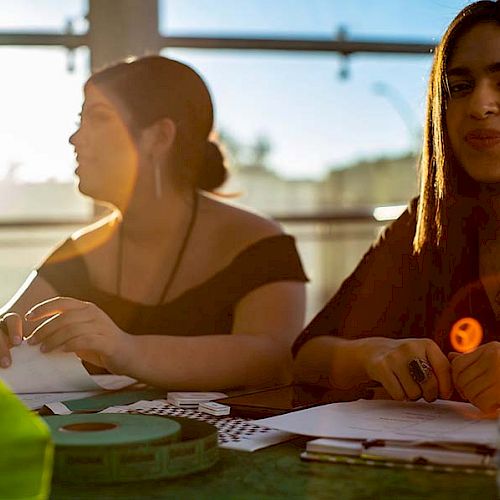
xmin=0 ymin=0 xmax=469 ymax=316
xmin=0 ymin=1 xmax=90 ymax=304
xmin=160 ymin=0 xmax=465 ymax=185
xmin=0 ymin=0 xmax=90 ymax=218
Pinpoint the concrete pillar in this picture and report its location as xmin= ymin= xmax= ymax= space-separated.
xmin=88 ymin=0 xmax=162 ymax=72
xmin=87 ymin=0 xmax=162 ymax=217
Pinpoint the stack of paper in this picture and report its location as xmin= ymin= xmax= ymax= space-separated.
xmin=254 ymin=399 xmax=498 ymax=470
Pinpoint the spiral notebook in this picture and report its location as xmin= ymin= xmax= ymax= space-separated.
xmin=301 ymin=437 xmax=497 ymax=474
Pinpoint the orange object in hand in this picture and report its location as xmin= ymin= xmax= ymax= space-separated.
xmin=450 ymin=317 xmax=483 ymax=353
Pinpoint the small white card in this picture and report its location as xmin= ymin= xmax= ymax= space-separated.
xmin=198 ymin=401 xmax=231 ymax=416
xmin=167 ymin=392 xmax=227 ymax=405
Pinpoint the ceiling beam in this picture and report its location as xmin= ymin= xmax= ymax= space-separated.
xmin=0 ymin=32 xmax=434 ymax=56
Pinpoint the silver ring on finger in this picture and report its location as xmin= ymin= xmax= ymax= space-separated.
xmin=408 ymin=358 xmax=432 ymax=384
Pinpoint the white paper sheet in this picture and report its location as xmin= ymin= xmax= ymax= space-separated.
xmin=0 ymin=342 xmax=136 ymax=394
xmin=18 ymin=391 xmax=102 ymax=410
xmin=0 ymin=342 xmax=100 ymax=393
xmin=29 ymin=375 xmax=137 ymax=415
xmin=19 ymin=375 xmax=138 ymax=410
xmin=254 ymin=399 xmax=497 ymax=446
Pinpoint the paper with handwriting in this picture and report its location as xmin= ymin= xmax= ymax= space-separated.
xmin=254 ymin=399 xmax=497 ymax=446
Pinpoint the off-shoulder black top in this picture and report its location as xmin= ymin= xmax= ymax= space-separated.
xmin=38 ymin=234 xmax=308 ymax=336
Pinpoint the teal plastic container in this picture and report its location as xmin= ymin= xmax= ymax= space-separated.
xmin=0 ymin=380 xmax=53 ymax=499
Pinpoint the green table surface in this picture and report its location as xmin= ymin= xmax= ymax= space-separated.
xmin=46 ymin=390 xmax=498 ymax=500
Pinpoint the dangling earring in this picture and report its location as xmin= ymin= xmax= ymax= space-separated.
xmin=154 ymin=160 xmax=163 ymax=199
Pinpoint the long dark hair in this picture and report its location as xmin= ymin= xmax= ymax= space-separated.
xmin=414 ymin=1 xmax=500 ymax=254
xmin=88 ymin=55 xmax=228 ymax=192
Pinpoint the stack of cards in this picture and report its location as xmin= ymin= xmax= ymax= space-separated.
xmin=166 ymin=392 xmax=227 ymax=409
xmin=197 ymin=401 xmax=231 ymax=416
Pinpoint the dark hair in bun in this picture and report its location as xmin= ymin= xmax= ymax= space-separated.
xmin=199 ymin=141 xmax=228 ymax=191
xmin=88 ymin=55 xmax=229 ymax=191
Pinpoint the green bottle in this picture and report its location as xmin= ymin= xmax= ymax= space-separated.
xmin=0 ymin=380 xmax=53 ymax=499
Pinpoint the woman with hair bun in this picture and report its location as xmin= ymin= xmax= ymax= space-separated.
xmin=0 ymin=56 xmax=307 ymax=391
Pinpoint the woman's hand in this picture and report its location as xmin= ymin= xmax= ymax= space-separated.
xmin=0 ymin=312 xmax=23 ymax=368
xmin=449 ymin=341 xmax=500 ymax=414
xmin=364 ymin=338 xmax=453 ymax=403
xmin=25 ymin=297 xmax=135 ymax=375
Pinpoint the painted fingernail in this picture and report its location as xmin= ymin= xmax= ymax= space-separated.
xmin=1 ymin=357 xmax=10 ymax=368
xmin=12 ymin=336 xmax=22 ymax=346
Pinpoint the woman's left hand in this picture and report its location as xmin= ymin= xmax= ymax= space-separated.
xmin=25 ymin=297 xmax=135 ymax=374
xmin=449 ymin=341 xmax=500 ymax=414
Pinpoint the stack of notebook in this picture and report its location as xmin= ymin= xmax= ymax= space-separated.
xmin=253 ymin=399 xmax=499 ymax=474
xmin=302 ymin=437 xmax=496 ymax=472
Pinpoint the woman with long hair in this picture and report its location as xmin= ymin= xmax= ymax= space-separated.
xmin=293 ymin=1 xmax=500 ymax=413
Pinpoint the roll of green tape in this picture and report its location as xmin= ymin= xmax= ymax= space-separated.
xmin=43 ymin=414 xmax=218 ymax=484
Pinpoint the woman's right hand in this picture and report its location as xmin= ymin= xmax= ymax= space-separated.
xmin=0 ymin=312 xmax=24 ymax=368
xmin=363 ymin=337 xmax=453 ymax=402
